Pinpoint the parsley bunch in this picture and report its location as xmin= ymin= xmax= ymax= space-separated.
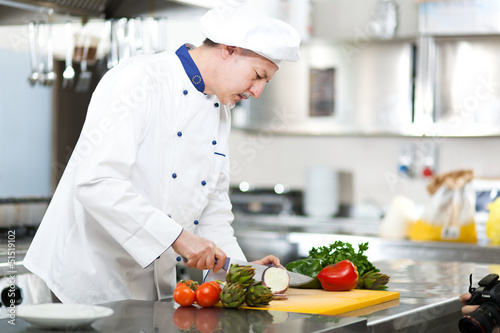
xmin=308 ymin=241 xmax=378 ymax=276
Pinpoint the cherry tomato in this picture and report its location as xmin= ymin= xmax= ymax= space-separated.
xmin=195 ymin=307 xmax=222 ymax=333
xmin=195 ymin=282 xmax=220 ymax=308
xmin=174 ymin=285 xmax=196 ymax=306
xmin=172 ymin=306 xmax=196 ymax=330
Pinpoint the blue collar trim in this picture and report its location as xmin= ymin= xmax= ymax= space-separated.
xmin=175 ymin=44 xmax=205 ymax=93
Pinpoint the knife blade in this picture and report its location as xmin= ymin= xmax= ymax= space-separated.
xmin=221 ymin=257 xmax=313 ymax=287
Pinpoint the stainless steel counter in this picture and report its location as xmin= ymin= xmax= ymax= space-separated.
xmin=230 ymin=218 xmax=500 ymax=332
xmin=1 ymin=227 xmax=498 ymax=332
xmin=0 ymin=300 xmax=368 ymax=333
xmin=361 ymin=259 xmax=482 ymax=333
xmin=0 ymin=259 xmax=491 ymax=333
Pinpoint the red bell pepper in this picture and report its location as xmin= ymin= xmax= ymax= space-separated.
xmin=317 ymin=260 xmax=358 ymax=291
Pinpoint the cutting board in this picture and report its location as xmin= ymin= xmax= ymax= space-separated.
xmin=241 ymin=288 xmax=400 ymax=316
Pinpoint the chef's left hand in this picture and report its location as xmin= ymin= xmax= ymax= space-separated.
xmin=252 ymin=255 xmax=284 ymax=269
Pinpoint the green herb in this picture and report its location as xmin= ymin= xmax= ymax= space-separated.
xmin=308 ymin=241 xmax=378 ymax=277
xmin=285 ymin=241 xmax=390 ymax=290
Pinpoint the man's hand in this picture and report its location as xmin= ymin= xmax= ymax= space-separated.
xmin=459 ymin=293 xmax=479 ymax=316
xmin=172 ymin=230 xmax=226 ymax=273
xmin=252 ymin=255 xmax=283 ymax=269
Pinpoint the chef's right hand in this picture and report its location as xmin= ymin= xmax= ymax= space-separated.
xmin=172 ymin=230 xmax=226 ymax=273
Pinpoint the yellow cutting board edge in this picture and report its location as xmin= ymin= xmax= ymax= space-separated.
xmin=241 ymin=288 xmax=400 ymax=316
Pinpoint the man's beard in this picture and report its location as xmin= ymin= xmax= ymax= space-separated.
xmin=223 ymin=92 xmax=250 ymax=110
xmin=224 ymin=101 xmax=236 ymax=110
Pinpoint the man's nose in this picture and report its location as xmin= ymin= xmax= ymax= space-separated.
xmin=250 ymin=81 xmax=267 ymax=99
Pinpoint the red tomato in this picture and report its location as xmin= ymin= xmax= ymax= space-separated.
xmin=195 ymin=307 xmax=222 ymax=333
xmin=172 ymin=306 xmax=196 ymax=329
xmin=317 ymin=260 xmax=358 ymax=291
xmin=195 ymin=282 xmax=220 ymax=308
xmin=173 ymin=285 xmax=196 ymax=306
xmin=208 ymin=281 xmax=222 ymax=294
xmin=177 ymin=279 xmax=199 ymax=290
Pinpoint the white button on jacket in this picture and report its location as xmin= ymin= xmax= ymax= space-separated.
xmin=24 ymin=50 xmax=246 ymax=304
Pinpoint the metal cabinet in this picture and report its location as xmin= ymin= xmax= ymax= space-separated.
xmin=234 ymin=0 xmax=500 ymax=137
xmin=236 ymin=39 xmax=416 ymax=135
xmin=415 ymin=35 xmax=500 ymax=136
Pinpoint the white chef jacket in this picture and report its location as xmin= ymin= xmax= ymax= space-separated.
xmin=23 ymin=45 xmax=246 ymax=305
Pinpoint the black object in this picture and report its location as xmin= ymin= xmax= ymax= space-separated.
xmin=459 ymin=274 xmax=500 ymax=333
xmin=0 ymin=285 xmax=23 ymax=308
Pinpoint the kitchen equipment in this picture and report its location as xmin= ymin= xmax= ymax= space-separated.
xmin=0 ymin=198 xmax=50 ymax=228
xmin=62 ymin=21 xmax=75 ymax=89
xmin=115 ymin=18 xmax=129 ymax=62
xmin=74 ymin=29 xmax=92 ymax=93
xmin=304 ymin=167 xmax=339 ymax=218
xmin=241 ymin=288 xmax=400 ymax=316
xmin=206 ymin=257 xmax=313 ymax=287
xmin=17 ymin=304 xmax=113 ymax=329
xmin=230 ymin=186 xmax=302 ymax=216
xmin=36 ymin=21 xmax=47 ymax=85
xmin=43 ymin=21 xmax=55 ymax=86
xmin=108 ymin=20 xmax=119 ymax=69
xmin=0 ymin=235 xmax=51 ymax=320
xmin=27 ymin=21 xmax=39 ymax=86
xmin=374 ymin=0 xmax=398 ymax=39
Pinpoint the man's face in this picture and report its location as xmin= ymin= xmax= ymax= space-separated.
xmin=216 ymin=47 xmax=279 ymax=109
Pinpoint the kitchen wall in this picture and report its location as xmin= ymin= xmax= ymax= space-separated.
xmin=1 ymin=3 xmax=499 ymax=211
xmin=228 ymin=129 xmax=500 ymax=213
xmin=0 ymin=46 xmax=52 ymax=197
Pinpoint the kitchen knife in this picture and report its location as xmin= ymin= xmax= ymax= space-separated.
xmin=213 ymin=257 xmax=313 ymax=287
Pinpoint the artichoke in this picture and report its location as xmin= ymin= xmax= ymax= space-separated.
xmin=226 ymin=264 xmax=255 ymax=288
xmin=245 ymin=282 xmax=273 ymax=307
xmin=220 ymin=283 xmax=246 ymax=308
xmin=356 ymin=271 xmax=390 ymax=290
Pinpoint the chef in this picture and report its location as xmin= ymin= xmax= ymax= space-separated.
xmin=23 ymin=3 xmax=301 ymax=304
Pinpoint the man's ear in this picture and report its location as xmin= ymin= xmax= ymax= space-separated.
xmin=221 ymin=45 xmax=237 ymax=60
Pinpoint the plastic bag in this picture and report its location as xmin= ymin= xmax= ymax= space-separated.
xmin=379 ymin=195 xmax=418 ymax=239
xmin=408 ymin=170 xmax=477 ymax=243
xmin=486 ymin=197 xmax=500 ymax=245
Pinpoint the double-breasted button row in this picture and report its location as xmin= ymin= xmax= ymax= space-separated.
xmin=182 ymin=89 xmax=220 ymax=109
xmin=171 ymin=172 xmax=206 ymax=186
xmin=175 ymin=131 xmax=217 ymax=148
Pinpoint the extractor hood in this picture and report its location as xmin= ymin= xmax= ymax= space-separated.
xmin=0 ymin=0 xmax=109 ymax=18
xmin=0 ymin=0 xmax=212 ymax=24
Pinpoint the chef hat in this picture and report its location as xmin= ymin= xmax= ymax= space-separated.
xmin=200 ymin=2 xmax=301 ymax=67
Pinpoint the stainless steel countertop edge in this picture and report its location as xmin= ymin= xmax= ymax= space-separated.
xmin=367 ymin=296 xmax=461 ymax=327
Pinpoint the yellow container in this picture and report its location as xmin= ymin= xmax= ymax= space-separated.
xmin=486 ymin=198 xmax=500 ymax=245
xmin=408 ymin=219 xmax=477 ymax=243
